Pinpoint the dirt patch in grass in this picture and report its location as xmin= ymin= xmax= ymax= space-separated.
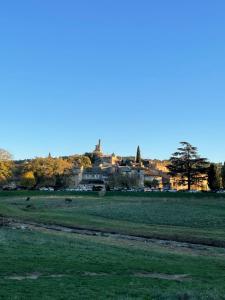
xmin=48 ymin=274 xmax=66 ymax=278
xmin=6 ymin=272 xmax=42 ymax=280
xmin=4 ymin=271 xmax=190 ymax=282
xmin=83 ymin=272 xmax=108 ymax=276
xmin=5 ymin=273 xmax=67 ymax=281
xmin=134 ymin=273 xmax=190 ymax=281
xmin=6 ymin=219 xmax=224 ymax=247
xmin=3 ymin=218 xmax=225 ymax=257
xmin=83 ymin=272 xmax=190 ymax=281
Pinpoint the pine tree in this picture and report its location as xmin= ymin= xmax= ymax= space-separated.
xmin=136 ymin=146 xmax=141 ymax=164
xmin=167 ymin=142 xmax=208 ymax=190
xmin=208 ymin=163 xmax=221 ymax=191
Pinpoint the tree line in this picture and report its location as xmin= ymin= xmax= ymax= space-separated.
xmin=0 ymin=150 xmax=91 ymax=189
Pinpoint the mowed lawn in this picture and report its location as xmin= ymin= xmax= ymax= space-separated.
xmin=1 ymin=192 xmax=225 ymax=299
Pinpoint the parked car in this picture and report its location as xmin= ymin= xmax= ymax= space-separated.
xmin=167 ymin=189 xmax=178 ymax=193
xmin=39 ymin=187 xmax=54 ymax=191
xmin=217 ymin=190 xmax=225 ymax=194
xmin=188 ymin=190 xmax=200 ymax=193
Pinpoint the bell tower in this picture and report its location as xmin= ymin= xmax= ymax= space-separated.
xmin=93 ymin=139 xmax=103 ymax=156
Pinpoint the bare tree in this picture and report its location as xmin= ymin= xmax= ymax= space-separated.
xmin=0 ymin=149 xmax=13 ymax=184
xmin=0 ymin=149 xmax=13 ymax=161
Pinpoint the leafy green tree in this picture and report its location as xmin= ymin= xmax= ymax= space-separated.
xmin=54 ymin=174 xmax=65 ymax=189
xmin=167 ymin=142 xmax=208 ymax=190
xmin=20 ymin=171 xmax=36 ymax=189
xmin=144 ymin=179 xmax=159 ymax=188
xmin=67 ymin=155 xmax=92 ymax=168
xmin=207 ymin=163 xmax=221 ymax=191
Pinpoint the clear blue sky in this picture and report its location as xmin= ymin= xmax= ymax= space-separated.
xmin=1 ymin=1 xmax=225 ymax=162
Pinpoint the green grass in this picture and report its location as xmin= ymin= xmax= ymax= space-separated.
xmin=1 ymin=191 xmax=225 ymax=246
xmin=1 ymin=226 xmax=225 ymax=299
xmin=1 ymin=191 xmax=225 ymax=299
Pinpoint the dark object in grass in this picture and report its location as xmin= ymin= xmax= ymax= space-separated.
xmin=65 ymin=198 xmax=72 ymax=203
xmin=25 ymin=204 xmax=35 ymax=209
xmin=0 ymin=217 xmax=9 ymax=226
xmin=26 ymin=197 xmax=31 ymax=201
xmin=178 ymin=292 xmax=191 ymax=300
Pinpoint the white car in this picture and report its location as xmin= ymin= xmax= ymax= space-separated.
xmin=217 ymin=190 xmax=225 ymax=194
xmin=39 ymin=187 xmax=54 ymax=191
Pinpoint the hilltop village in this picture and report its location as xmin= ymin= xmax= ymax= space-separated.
xmin=65 ymin=140 xmax=208 ymax=191
xmin=1 ymin=140 xmax=210 ymax=191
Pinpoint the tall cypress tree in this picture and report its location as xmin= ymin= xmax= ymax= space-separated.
xmin=167 ymin=142 xmax=208 ymax=190
xmin=136 ymin=146 xmax=141 ymax=164
xmin=208 ymin=163 xmax=221 ymax=191
xmin=221 ymin=162 xmax=225 ymax=189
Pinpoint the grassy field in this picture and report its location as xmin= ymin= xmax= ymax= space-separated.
xmin=1 ymin=191 xmax=225 ymax=246
xmin=1 ymin=191 xmax=225 ymax=299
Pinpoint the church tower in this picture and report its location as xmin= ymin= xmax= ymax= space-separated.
xmin=93 ymin=139 xmax=103 ymax=156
